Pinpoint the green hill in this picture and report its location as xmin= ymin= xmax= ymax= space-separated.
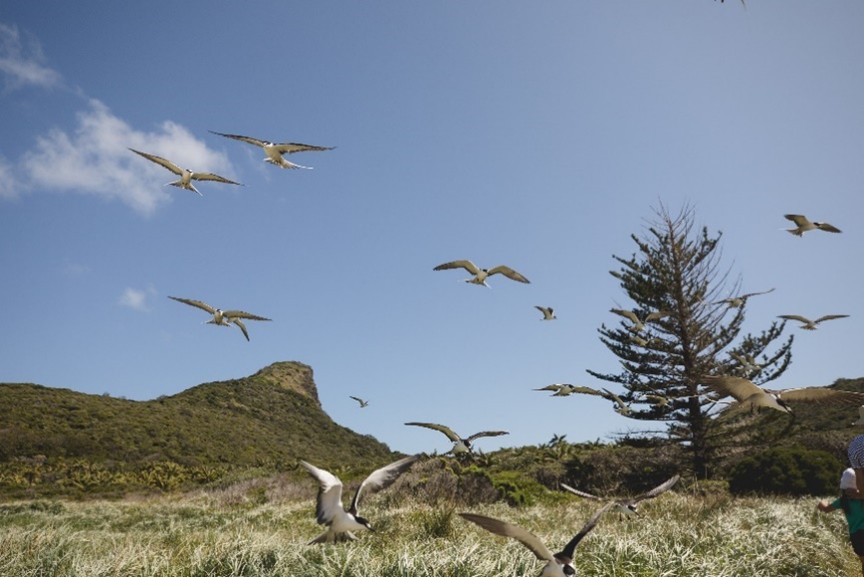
xmin=0 ymin=361 xmax=395 ymax=498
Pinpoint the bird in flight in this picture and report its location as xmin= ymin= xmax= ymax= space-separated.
xmin=561 ymin=474 xmax=680 ymax=518
xmin=405 ymin=422 xmax=508 ymax=454
xmin=210 ymin=131 xmax=334 ymax=169
xmin=535 ymin=306 xmax=557 ymax=321
xmin=714 ymin=288 xmax=775 ymax=308
xmin=701 ymin=375 xmax=864 ymax=414
xmin=778 ymin=314 xmax=849 ymax=331
xmin=783 ymin=214 xmax=842 ymax=236
xmin=129 ymin=148 xmax=241 ymax=195
xmin=433 ymin=260 xmax=530 ymax=287
xmin=349 ymin=396 xmax=369 ymax=408
xmin=460 ymin=503 xmax=612 ymax=577
xmin=534 ymin=384 xmax=602 ymax=397
xmin=168 ymin=296 xmax=271 ymax=341
xmin=300 ymin=455 xmax=419 ymax=544
xmin=609 ymin=308 xmax=669 ymax=332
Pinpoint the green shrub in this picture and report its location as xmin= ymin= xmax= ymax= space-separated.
xmin=728 ymin=447 xmax=842 ymax=496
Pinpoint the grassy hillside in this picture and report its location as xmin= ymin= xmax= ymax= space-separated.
xmin=0 ymin=361 xmax=395 ymax=497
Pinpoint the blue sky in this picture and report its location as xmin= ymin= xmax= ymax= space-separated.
xmin=1 ymin=1 xmax=862 ymax=456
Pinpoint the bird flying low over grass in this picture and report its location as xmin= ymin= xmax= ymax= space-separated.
xmin=210 ymin=131 xmax=335 ymax=169
xmin=535 ymin=306 xmax=557 ymax=320
xmin=777 ymin=314 xmax=849 ymax=331
xmin=783 ymin=214 xmax=842 ymax=236
xmin=433 ymin=260 xmax=530 ymax=287
xmin=701 ymin=375 xmax=864 ymax=414
xmin=129 ymin=148 xmax=241 ymax=195
xmin=609 ymin=308 xmax=669 ymax=332
xmin=349 ymin=395 xmax=369 ymax=408
xmin=714 ymin=288 xmax=775 ymax=308
xmin=300 ymin=455 xmax=420 ymax=544
xmin=405 ymin=422 xmax=508 ymax=454
xmin=561 ymin=474 xmax=680 ymax=517
xmin=167 ymin=296 xmax=271 ymax=341
xmin=459 ymin=503 xmax=612 ymax=577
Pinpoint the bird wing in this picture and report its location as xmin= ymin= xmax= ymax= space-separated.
xmin=816 ymin=222 xmax=842 ymax=233
xmin=168 ymin=296 xmax=216 ymax=314
xmin=636 ymin=474 xmax=681 ymax=502
xmin=643 ymin=311 xmax=669 ymax=323
xmin=534 ymin=384 xmax=565 ymax=392
xmin=191 ymin=172 xmax=242 ymax=185
xmin=777 ymin=314 xmax=812 ymax=325
xmin=271 ymin=142 xmax=335 ymax=155
xmin=459 ymin=513 xmax=555 ymax=562
xmin=778 ymin=387 xmax=864 ymax=406
xmin=349 ymin=396 xmax=366 ymax=406
xmin=487 ymin=265 xmax=530 ymax=283
xmin=299 ymin=461 xmax=344 ymax=525
xmin=814 ymin=314 xmax=849 ymax=324
xmin=404 ymin=421 xmax=461 ymax=442
xmin=741 ymin=288 xmax=775 ymax=299
xmin=231 ymin=319 xmax=250 ymax=341
xmin=433 ymin=260 xmax=480 ymax=274
xmin=701 ymin=375 xmax=764 ymax=403
xmin=222 ymin=310 xmax=272 ymax=321
xmin=209 ymin=131 xmax=268 ymax=148
xmin=610 ymin=308 xmax=640 ymax=324
xmin=465 ymin=430 xmax=509 ymax=442
xmin=571 ymin=385 xmax=604 ymax=396
xmin=130 ymin=148 xmax=183 ymax=176
xmin=784 ymin=214 xmax=811 ymax=227
xmin=558 ymin=503 xmax=614 ymax=559
xmin=560 ymin=483 xmax=603 ymax=501
xmin=349 ymin=454 xmax=420 ymax=514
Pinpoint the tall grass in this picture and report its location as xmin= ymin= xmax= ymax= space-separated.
xmin=0 ymin=492 xmax=856 ymax=576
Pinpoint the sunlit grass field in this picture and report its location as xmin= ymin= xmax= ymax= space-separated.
xmin=1 ymin=485 xmax=857 ymax=577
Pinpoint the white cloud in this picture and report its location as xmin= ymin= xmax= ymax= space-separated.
xmin=18 ymin=99 xmax=236 ymax=216
xmin=0 ymin=156 xmax=18 ymax=199
xmin=0 ymin=22 xmax=62 ymax=90
xmin=118 ymin=285 xmax=157 ymax=312
xmin=61 ymin=260 xmax=91 ymax=277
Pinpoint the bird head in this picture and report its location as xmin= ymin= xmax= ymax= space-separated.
xmin=552 ymin=555 xmax=576 ymax=576
xmin=355 ymin=515 xmax=374 ymax=531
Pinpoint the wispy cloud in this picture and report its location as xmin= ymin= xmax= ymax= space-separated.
xmin=17 ymin=98 xmax=236 ymax=215
xmin=0 ymin=156 xmax=17 ymax=199
xmin=118 ymin=285 xmax=157 ymax=312
xmin=0 ymin=22 xmax=62 ymax=90
xmin=61 ymin=260 xmax=91 ymax=277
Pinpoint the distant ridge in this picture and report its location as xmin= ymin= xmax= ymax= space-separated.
xmin=0 ymin=361 xmax=394 ymax=478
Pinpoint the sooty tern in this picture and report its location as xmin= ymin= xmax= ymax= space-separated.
xmin=210 ymin=131 xmax=334 ymax=169
xmin=129 ymin=148 xmax=241 ymax=195
xmin=433 ymin=260 xmax=530 ymax=287
xmin=168 ymin=296 xmax=270 ymax=341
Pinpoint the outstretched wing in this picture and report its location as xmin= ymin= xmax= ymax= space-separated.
xmin=222 ymin=310 xmax=272 ymax=321
xmin=610 ymin=308 xmax=640 ymax=325
xmin=130 ymin=148 xmax=183 ymax=176
xmin=560 ymin=483 xmax=603 ymax=501
xmin=299 ymin=461 xmax=345 ymax=525
xmin=168 ymin=296 xmax=216 ymax=315
xmin=558 ymin=503 xmax=614 ymax=559
xmin=784 ymin=214 xmax=811 ymax=227
xmin=231 ymin=319 xmax=250 ymax=341
xmin=816 ymin=222 xmax=842 ymax=233
xmin=814 ymin=314 xmax=849 ymax=324
xmin=702 ymin=375 xmax=764 ymax=403
xmin=404 ymin=422 xmax=461 ymax=442
xmin=635 ymin=474 xmax=681 ymax=502
xmin=465 ymin=430 xmax=509 ymax=443
xmin=349 ymin=454 xmax=420 ymax=514
xmin=779 ymin=387 xmax=864 ymax=406
xmin=777 ymin=314 xmax=812 ymax=325
xmin=349 ymin=396 xmax=367 ymax=406
xmin=740 ymin=288 xmax=775 ymax=299
xmin=433 ymin=260 xmax=480 ymax=275
xmin=191 ymin=172 xmax=242 ymax=185
xmin=209 ymin=131 xmax=268 ymax=148
xmin=271 ymin=142 xmax=336 ymax=155
xmin=459 ymin=513 xmax=555 ymax=562
xmin=487 ymin=265 xmax=530 ymax=283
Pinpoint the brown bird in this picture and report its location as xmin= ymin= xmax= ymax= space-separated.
xmin=778 ymin=314 xmax=849 ymax=331
xmin=129 ymin=148 xmax=241 ymax=195
xmin=561 ymin=474 xmax=680 ymax=517
xmin=783 ymin=214 xmax=842 ymax=236
xmin=210 ymin=131 xmax=334 ymax=169
xmin=433 ymin=260 xmax=530 ymax=287
xmin=168 ymin=296 xmax=270 ymax=341
xmin=701 ymin=375 xmax=864 ymax=414
xmin=460 ymin=503 xmax=612 ymax=577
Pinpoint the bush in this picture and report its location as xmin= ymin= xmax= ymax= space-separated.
xmin=728 ymin=447 xmax=843 ymax=496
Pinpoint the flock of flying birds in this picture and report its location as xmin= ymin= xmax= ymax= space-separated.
xmin=131 ymin=136 xmax=854 ymax=573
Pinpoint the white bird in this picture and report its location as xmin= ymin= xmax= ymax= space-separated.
xmin=714 ymin=288 xmax=775 ymax=308
xmin=561 ymin=474 xmax=680 ymax=517
xmin=433 ymin=260 xmax=530 ymax=287
xmin=701 ymin=375 xmax=864 ymax=414
xmin=778 ymin=314 xmax=849 ymax=331
xmin=129 ymin=148 xmax=241 ymax=195
xmin=405 ymin=422 xmax=508 ymax=454
xmin=460 ymin=503 xmax=611 ymax=577
xmin=783 ymin=214 xmax=842 ymax=236
xmin=168 ymin=296 xmax=271 ymax=341
xmin=300 ymin=455 xmax=420 ymax=544
xmin=535 ymin=306 xmax=557 ymax=320
xmin=210 ymin=131 xmax=334 ymax=169
xmin=609 ymin=308 xmax=668 ymax=332
xmin=534 ymin=384 xmax=602 ymax=397
xmin=349 ymin=396 xmax=369 ymax=408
